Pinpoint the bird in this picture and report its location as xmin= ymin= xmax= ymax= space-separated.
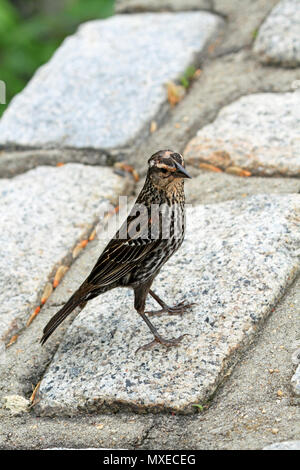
xmin=41 ymin=149 xmax=194 ymax=352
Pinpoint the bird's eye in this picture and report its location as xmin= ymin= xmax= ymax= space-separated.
xmin=160 ymin=168 xmax=169 ymax=174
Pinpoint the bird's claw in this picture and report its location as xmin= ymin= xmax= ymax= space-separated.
xmin=135 ymin=333 xmax=190 ymax=354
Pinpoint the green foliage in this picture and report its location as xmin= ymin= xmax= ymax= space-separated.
xmin=0 ymin=0 xmax=115 ymax=116
xmin=192 ymin=404 xmax=204 ymax=412
xmin=180 ymin=65 xmax=197 ymax=89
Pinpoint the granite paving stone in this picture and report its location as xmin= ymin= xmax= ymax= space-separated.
xmin=291 ymin=364 xmax=300 ymax=396
xmin=253 ymin=0 xmax=300 ymax=67
xmin=184 ymin=92 xmax=300 ymax=177
xmin=35 ymin=194 xmax=300 ymax=416
xmin=0 ymin=12 xmax=223 ymax=151
xmin=263 ymin=440 xmax=300 ymax=450
xmin=0 ymin=164 xmax=128 ymax=343
xmin=185 ymin=170 xmax=300 ymax=205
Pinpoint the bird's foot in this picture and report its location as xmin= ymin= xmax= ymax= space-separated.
xmin=146 ymin=301 xmax=195 ymax=317
xmin=135 ymin=333 xmax=189 ymax=353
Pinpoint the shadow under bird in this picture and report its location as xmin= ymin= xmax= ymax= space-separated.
xmin=41 ymin=150 xmax=194 ymax=351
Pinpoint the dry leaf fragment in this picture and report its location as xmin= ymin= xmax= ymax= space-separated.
xmin=131 ymin=169 xmax=140 ymax=182
xmin=30 ymin=381 xmax=41 ymax=404
xmin=73 ymin=239 xmax=89 ymax=258
xmin=115 ymin=163 xmax=133 ymax=173
xmin=199 ymin=163 xmax=223 ymax=173
xmin=166 ymin=81 xmax=185 ymax=107
xmin=225 ymin=166 xmax=251 ymax=177
xmin=114 ymin=162 xmax=140 ymax=182
xmin=26 ymin=306 xmax=41 ymax=327
xmin=89 ymin=229 xmax=97 ymax=241
xmin=53 ymin=265 xmax=69 ymax=288
xmin=6 ymin=334 xmax=18 ymax=348
xmin=150 ymin=121 xmax=157 ymax=133
xmin=41 ymin=282 xmax=53 ymax=305
xmin=72 ymin=244 xmax=83 ymax=259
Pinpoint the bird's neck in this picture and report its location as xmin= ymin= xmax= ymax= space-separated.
xmin=137 ymin=177 xmax=185 ymax=206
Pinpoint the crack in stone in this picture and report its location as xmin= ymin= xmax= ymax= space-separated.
xmin=134 ymin=420 xmax=157 ymax=449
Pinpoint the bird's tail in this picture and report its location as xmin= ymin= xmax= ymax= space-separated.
xmin=40 ymin=291 xmax=83 ymax=345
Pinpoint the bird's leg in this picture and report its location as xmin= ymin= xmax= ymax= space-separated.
xmin=136 ymin=311 xmax=188 ymax=353
xmin=134 ymin=283 xmax=188 ymax=353
xmin=145 ymin=289 xmax=195 ymax=317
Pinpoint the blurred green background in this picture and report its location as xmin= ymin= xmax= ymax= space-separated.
xmin=0 ymin=0 xmax=115 ymax=116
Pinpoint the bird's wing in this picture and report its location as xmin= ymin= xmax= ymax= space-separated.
xmin=86 ymin=211 xmax=166 ymax=288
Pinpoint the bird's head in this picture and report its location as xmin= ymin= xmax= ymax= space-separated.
xmin=147 ymin=149 xmax=191 ymax=190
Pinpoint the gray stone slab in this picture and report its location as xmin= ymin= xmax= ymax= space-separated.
xmin=263 ymin=440 xmax=300 ymax=450
xmin=115 ymin=0 xmax=213 ymax=13
xmin=0 ymin=164 xmax=128 ymax=342
xmin=184 ymin=92 xmax=300 ymax=177
xmin=127 ymin=48 xmax=300 ymax=174
xmin=253 ymin=0 xmax=300 ymax=67
xmin=185 ymin=170 xmax=300 ymax=205
xmin=0 ymin=12 xmax=223 ymax=151
xmin=35 ymin=194 xmax=300 ymax=416
xmin=291 ymin=364 xmax=300 ymax=396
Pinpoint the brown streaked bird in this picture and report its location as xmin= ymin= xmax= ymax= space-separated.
xmin=41 ymin=150 xmax=194 ymax=351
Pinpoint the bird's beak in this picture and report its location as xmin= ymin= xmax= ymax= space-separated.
xmin=174 ymin=161 xmax=192 ymax=179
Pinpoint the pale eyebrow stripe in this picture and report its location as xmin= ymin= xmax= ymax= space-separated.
xmin=156 ymin=162 xmax=176 ymax=172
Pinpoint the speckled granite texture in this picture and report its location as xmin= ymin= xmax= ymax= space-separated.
xmin=185 ymin=171 xmax=300 ymax=205
xmin=263 ymin=440 xmax=300 ymax=450
xmin=35 ymin=194 xmax=300 ymax=416
xmin=254 ymin=0 xmax=300 ymax=67
xmin=184 ymin=92 xmax=300 ymax=177
xmin=291 ymin=364 xmax=300 ymax=396
xmin=0 ymin=12 xmax=223 ymax=150
xmin=0 ymin=164 xmax=127 ymax=342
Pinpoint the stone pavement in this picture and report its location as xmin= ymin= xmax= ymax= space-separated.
xmin=253 ymin=0 xmax=300 ymax=67
xmin=0 ymin=12 xmax=223 ymax=151
xmin=0 ymin=0 xmax=299 ymax=449
xmin=184 ymin=92 xmax=300 ymax=177
xmin=0 ymin=165 xmax=132 ymax=342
